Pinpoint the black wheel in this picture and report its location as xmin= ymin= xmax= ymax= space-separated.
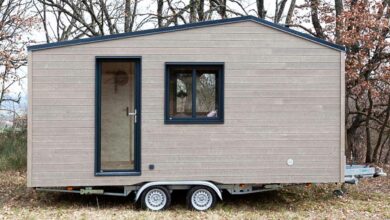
xmin=140 ymin=186 xmax=171 ymax=211
xmin=186 ymin=186 xmax=217 ymax=211
xmin=333 ymin=189 xmax=344 ymax=197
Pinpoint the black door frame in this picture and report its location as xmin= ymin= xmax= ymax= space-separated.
xmin=95 ymin=56 xmax=141 ymax=176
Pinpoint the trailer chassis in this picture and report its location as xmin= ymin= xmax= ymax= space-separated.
xmin=35 ymin=165 xmax=386 ymax=211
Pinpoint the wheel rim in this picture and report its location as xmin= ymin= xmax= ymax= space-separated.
xmin=191 ymin=189 xmax=213 ymax=211
xmin=145 ymin=188 xmax=167 ymax=211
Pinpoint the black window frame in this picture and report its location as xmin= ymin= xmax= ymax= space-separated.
xmin=165 ymin=62 xmax=224 ymax=124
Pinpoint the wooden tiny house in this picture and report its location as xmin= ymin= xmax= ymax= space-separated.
xmin=28 ymin=16 xmax=346 ymax=211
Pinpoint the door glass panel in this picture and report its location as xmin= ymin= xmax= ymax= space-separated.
xmin=100 ymin=61 xmax=135 ymax=171
xmin=169 ymin=68 xmax=193 ymax=118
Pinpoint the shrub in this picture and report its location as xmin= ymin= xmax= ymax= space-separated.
xmin=0 ymin=128 xmax=27 ymax=171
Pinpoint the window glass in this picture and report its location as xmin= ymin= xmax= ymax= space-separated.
xmin=100 ymin=61 xmax=135 ymax=171
xmin=196 ymin=70 xmax=218 ymax=118
xmin=169 ymin=69 xmax=192 ymax=118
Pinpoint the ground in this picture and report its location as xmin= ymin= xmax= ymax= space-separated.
xmin=0 ymin=168 xmax=389 ymax=220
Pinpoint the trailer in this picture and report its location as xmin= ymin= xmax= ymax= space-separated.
xmin=344 ymin=165 xmax=386 ymax=184
xmin=28 ymin=16 xmax=349 ymax=211
xmin=35 ymin=165 xmax=386 ymax=210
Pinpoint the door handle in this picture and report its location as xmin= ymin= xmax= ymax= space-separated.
xmin=127 ymin=107 xmax=137 ymax=123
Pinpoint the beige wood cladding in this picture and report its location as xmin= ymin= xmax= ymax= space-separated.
xmin=28 ymin=20 xmax=344 ymax=187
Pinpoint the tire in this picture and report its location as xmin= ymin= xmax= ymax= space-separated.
xmin=333 ymin=189 xmax=344 ymax=197
xmin=140 ymin=186 xmax=171 ymax=211
xmin=186 ymin=186 xmax=217 ymax=211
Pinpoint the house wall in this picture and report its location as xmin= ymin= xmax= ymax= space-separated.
xmin=28 ymin=21 xmax=343 ymax=187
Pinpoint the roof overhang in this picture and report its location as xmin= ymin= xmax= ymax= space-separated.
xmin=27 ymin=16 xmax=346 ymax=52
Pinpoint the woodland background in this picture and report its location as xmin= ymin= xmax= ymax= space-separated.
xmin=1 ymin=0 xmax=390 ymax=171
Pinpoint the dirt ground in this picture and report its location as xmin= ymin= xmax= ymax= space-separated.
xmin=0 ymin=167 xmax=389 ymax=220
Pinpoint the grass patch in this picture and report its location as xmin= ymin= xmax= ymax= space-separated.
xmin=0 ymin=128 xmax=27 ymax=171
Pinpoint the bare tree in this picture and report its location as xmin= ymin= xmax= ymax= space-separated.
xmin=33 ymin=0 xmax=82 ymax=42
xmin=256 ymin=0 xmax=266 ymax=18
xmin=274 ymin=0 xmax=288 ymax=23
xmin=210 ymin=0 xmax=227 ymax=18
xmin=157 ymin=0 xmax=164 ymax=27
xmin=342 ymin=0 xmax=390 ymax=163
xmin=0 ymin=0 xmax=36 ymax=114
xmin=197 ymin=0 xmax=205 ymax=21
xmin=373 ymin=97 xmax=390 ymax=162
xmin=128 ymin=0 xmax=139 ymax=31
xmin=36 ymin=0 xmax=140 ymax=38
xmin=124 ymin=0 xmax=132 ymax=32
xmin=309 ymin=0 xmax=325 ymax=39
xmin=146 ymin=0 xmax=248 ymax=28
xmin=334 ymin=0 xmax=343 ymax=43
xmin=289 ymin=0 xmax=390 ymax=164
xmin=285 ymin=0 xmax=296 ymax=24
xmin=189 ymin=0 xmax=197 ymax=22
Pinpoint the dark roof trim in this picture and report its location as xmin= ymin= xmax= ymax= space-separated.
xmin=27 ymin=16 xmax=345 ymax=52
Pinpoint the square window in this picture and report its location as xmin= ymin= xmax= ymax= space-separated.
xmin=165 ymin=63 xmax=224 ymax=124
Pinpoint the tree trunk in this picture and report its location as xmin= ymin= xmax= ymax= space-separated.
xmin=365 ymin=89 xmax=374 ymax=163
xmin=197 ymin=0 xmax=205 ymax=21
xmin=373 ymin=96 xmax=390 ymax=162
xmin=346 ymin=114 xmax=363 ymax=163
xmin=33 ymin=1 xmax=51 ymax=43
xmin=334 ymin=0 xmax=343 ymax=44
xmin=100 ymin=0 xmax=117 ymax=34
xmin=129 ymin=0 xmax=138 ymax=31
xmin=310 ymin=0 xmax=325 ymax=39
xmin=189 ymin=0 xmax=196 ymax=23
xmin=210 ymin=0 xmax=226 ymax=18
xmin=256 ymin=0 xmax=265 ymax=18
xmin=385 ymin=144 xmax=390 ymax=164
xmin=220 ymin=0 xmax=227 ymax=18
xmin=124 ymin=0 xmax=131 ymax=32
xmin=378 ymin=133 xmax=390 ymax=163
xmin=275 ymin=0 xmax=288 ymax=23
xmin=285 ymin=0 xmax=296 ymax=25
xmin=157 ymin=0 xmax=164 ymax=27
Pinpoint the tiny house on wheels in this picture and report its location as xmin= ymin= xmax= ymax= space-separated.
xmin=27 ymin=16 xmax=346 ymax=211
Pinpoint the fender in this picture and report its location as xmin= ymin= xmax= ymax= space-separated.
xmin=134 ymin=181 xmax=223 ymax=202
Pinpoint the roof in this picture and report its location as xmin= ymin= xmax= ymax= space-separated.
xmin=27 ymin=16 xmax=345 ymax=52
